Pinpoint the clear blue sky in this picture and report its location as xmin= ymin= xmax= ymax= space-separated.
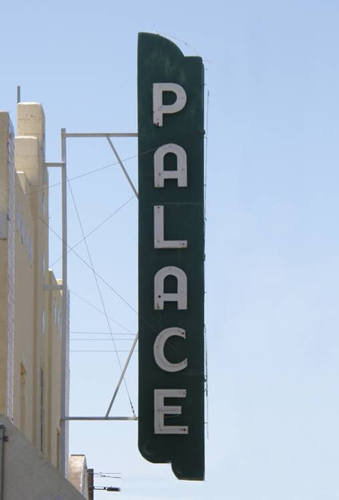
xmin=2 ymin=1 xmax=339 ymax=498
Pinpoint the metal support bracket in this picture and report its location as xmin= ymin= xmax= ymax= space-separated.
xmin=64 ymin=132 xmax=137 ymax=138
xmin=55 ymin=130 xmax=139 ymax=477
xmin=45 ymin=162 xmax=65 ymax=168
xmin=43 ymin=284 xmax=63 ymax=291
xmin=61 ymin=416 xmax=137 ymax=421
xmin=106 ymin=136 xmax=138 ymax=198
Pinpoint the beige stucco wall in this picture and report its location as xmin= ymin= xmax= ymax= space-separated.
xmin=15 ymin=103 xmax=48 ymax=451
xmin=0 ymin=103 xmax=65 ymax=467
xmin=13 ymin=170 xmax=35 ymax=442
xmin=0 ymin=102 xmax=90 ymax=497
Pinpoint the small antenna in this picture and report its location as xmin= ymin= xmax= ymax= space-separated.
xmin=16 ymin=86 xmax=21 ymax=104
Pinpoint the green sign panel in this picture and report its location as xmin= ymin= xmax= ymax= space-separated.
xmin=138 ymin=32 xmax=205 ymax=481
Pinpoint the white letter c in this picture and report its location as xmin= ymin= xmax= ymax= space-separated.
xmin=153 ymin=327 xmax=187 ymax=372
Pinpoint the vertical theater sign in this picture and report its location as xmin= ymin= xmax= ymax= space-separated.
xmin=138 ymin=33 xmax=205 ymax=480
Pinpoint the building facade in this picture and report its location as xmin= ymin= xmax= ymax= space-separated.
xmin=0 ymin=102 xmax=87 ymax=499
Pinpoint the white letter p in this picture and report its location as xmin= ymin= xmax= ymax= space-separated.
xmin=153 ymin=83 xmax=187 ymax=127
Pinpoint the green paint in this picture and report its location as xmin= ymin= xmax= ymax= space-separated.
xmin=138 ymin=32 xmax=205 ymax=481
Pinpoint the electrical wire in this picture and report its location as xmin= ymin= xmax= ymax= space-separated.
xmin=70 ymin=331 xmax=135 ymax=335
xmin=70 ymin=290 xmax=133 ymax=334
xmin=41 ymin=218 xmax=138 ymax=316
xmin=94 ymin=472 xmax=121 ymax=479
xmin=30 ymin=147 xmax=150 ymax=198
xmin=50 ymin=195 xmax=135 ymax=267
xmin=67 ymin=178 xmax=136 ymax=417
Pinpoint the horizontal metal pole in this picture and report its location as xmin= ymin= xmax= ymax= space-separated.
xmin=61 ymin=416 xmax=137 ymax=421
xmin=43 ymin=284 xmax=63 ymax=291
xmin=64 ymin=132 xmax=137 ymax=138
xmin=45 ymin=162 xmax=65 ymax=168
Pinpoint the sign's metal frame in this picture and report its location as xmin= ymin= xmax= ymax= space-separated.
xmin=46 ymin=131 xmax=139 ymax=477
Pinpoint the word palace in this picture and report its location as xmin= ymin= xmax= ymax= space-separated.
xmin=138 ymin=32 xmax=205 ymax=481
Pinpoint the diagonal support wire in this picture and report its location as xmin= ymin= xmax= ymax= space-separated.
xmin=106 ymin=136 xmax=138 ymax=199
